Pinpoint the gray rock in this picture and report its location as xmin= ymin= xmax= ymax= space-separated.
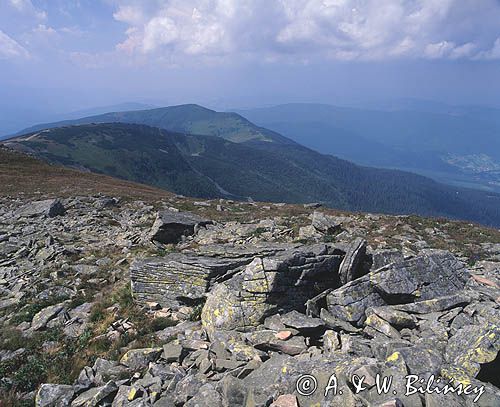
xmin=71 ymin=381 xmax=118 ymax=407
xmin=120 ymin=348 xmax=162 ymax=371
xmin=130 ymin=253 xmax=252 ymax=309
xmin=35 ymin=384 xmax=74 ymax=407
xmin=32 ymin=303 xmax=65 ymax=330
xmin=338 ymin=237 xmax=367 ymax=284
xmin=280 ymin=310 xmax=324 ymax=331
xmin=17 ymin=199 xmax=66 ymax=218
xmin=202 ymin=244 xmax=342 ymax=337
xmin=370 ymin=249 xmax=404 ymax=271
xmin=442 ymin=323 xmax=500 ymax=384
xmin=327 ymin=250 xmax=469 ymax=325
xmin=162 ymin=342 xmax=184 ymax=363
xmin=311 ymin=211 xmax=341 ymax=234
xmin=149 ymin=210 xmax=211 ymax=244
xmin=184 ymin=383 xmax=223 ymax=407
xmin=93 ymin=358 xmax=131 ymax=385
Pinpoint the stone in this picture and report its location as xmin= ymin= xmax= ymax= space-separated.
xmin=162 ymin=342 xmax=184 ymax=363
xmin=32 ymin=303 xmax=65 ymax=330
xmin=130 ymin=252 xmax=254 ymax=309
xmin=275 ymin=330 xmax=292 ymax=340
xmin=202 ymin=244 xmax=342 ymax=337
xmin=320 ymin=308 xmax=361 ymax=333
xmin=17 ymin=199 xmax=66 ymax=218
xmin=280 ymin=310 xmax=324 ymax=331
xmin=92 ymin=358 xmax=130 ymax=385
xmin=327 ymin=250 xmax=469 ymax=325
xmin=270 ymin=394 xmax=299 ymax=407
xmin=245 ymin=330 xmax=307 ymax=356
xmin=338 ymin=237 xmax=367 ymax=284
xmin=184 ymin=383 xmax=223 ymax=407
xmin=120 ymin=348 xmax=162 ymax=371
xmin=220 ymin=375 xmax=247 ymax=407
xmin=442 ymin=323 xmax=500 ymax=385
xmin=71 ymin=381 xmax=118 ymax=407
xmin=35 ymin=384 xmax=74 ymax=407
xmin=174 ymin=374 xmax=208 ymax=405
xmin=149 ymin=210 xmax=211 ymax=244
xmin=311 ymin=211 xmax=340 ymax=234
xmin=370 ymin=249 xmax=404 ymax=271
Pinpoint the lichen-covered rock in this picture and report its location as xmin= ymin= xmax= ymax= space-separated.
xmin=130 ymin=244 xmax=294 ymax=309
xmin=120 ymin=348 xmax=162 ymax=371
xmin=442 ymin=323 xmax=500 ymax=385
xmin=327 ymin=250 xmax=469 ymax=325
xmin=149 ymin=210 xmax=211 ymax=244
xmin=201 ymin=244 xmax=342 ymax=337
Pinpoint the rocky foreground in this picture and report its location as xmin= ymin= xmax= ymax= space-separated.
xmin=0 ymin=195 xmax=499 ymax=406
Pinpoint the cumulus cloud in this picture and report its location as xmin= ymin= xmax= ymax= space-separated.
xmin=0 ymin=30 xmax=29 ymax=59
xmin=112 ymin=0 xmax=500 ymax=61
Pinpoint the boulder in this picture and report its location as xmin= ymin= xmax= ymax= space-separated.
xmin=32 ymin=303 xmax=65 ymax=330
xmin=201 ymin=244 xmax=342 ymax=337
xmin=35 ymin=384 xmax=74 ymax=407
xmin=327 ymin=250 xmax=469 ymax=325
xmin=442 ymin=323 xmax=500 ymax=385
xmin=311 ymin=211 xmax=341 ymax=234
xmin=149 ymin=210 xmax=211 ymax=244
xmin=71 ymin=381 xmax=117 ymax=407
xmin=130 ymin=253 xmax=252 ymax=309
xmin=338 ymin=237 xmax=367 ymax=284
xmin=17 ymin=199 xmax=66 ymax=218
xmin=120 ymin=348 xmax=162 ymax=371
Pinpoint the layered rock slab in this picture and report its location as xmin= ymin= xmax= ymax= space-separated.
xmin=326 ymin=249 xmax=469 ymax=326
xmin=202 ymin=244 xmax=343 ymax=337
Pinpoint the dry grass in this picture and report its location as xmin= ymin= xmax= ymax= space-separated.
xmin=0 ymin=147 xmax=172 ymax=201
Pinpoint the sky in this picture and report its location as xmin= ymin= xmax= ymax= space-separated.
xmin=2 ymin=0 xmax=500 ymax=128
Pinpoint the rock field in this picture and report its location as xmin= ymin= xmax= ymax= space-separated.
xmin=0 ymin=195 xmax=499 ymax=406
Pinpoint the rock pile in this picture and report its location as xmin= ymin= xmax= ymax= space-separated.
xmin=1 ymin=195 xmax=499 ymax=406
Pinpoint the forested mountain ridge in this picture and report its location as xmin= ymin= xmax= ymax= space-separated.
xmin=4 ymin=122 xmax=500 ymax=227
xmin=14 ymin=104 xmax=293 ymax=145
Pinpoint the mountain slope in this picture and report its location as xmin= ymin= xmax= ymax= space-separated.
xmin=15 ymin=104 xmax=293 ymax=145
xmin=5 ymin=122 xmax=500 ymax=227
xmin=236 ymin=103 xmax=500 ymax=194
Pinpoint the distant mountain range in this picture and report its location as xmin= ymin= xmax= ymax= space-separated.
xmin=236 ymin=103 xmax=500 ymax=193
xmin=4 ymin=104 xmax=500 ymax=227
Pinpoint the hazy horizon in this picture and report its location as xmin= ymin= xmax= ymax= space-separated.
xmin=2 ymin=0 xmax=500 ymax=126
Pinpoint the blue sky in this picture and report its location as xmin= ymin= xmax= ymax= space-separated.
xmin=2 ymin=0 xmax=500 ymax=119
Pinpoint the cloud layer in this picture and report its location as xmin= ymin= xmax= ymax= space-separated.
xmin=112 ymin=0 xmax=500 ymax=61
xmin=0 ymin=30 xmax=29 ymax=59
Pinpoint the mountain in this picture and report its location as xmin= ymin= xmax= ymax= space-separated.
xmin=0 ymin=103 xmax=156 ymax=141
xmin=15 ymin=104 xmax=293 ymax=145
xmin=5 ymin=122 xmax=500 ymax=227
xmin=236 ymin=103 xmax=500 ymax=193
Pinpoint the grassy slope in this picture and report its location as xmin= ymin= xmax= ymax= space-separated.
xmin=0 ymin=146 xmax=173 ymax=201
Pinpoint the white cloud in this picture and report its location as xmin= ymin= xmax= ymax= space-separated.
xmin=112 ymin=0 xmax=500 ymax=62
xmin=8 ymin=0 xmax=47 ymax=20
xmin=0 ymin=30 xmax=29 ymax=59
